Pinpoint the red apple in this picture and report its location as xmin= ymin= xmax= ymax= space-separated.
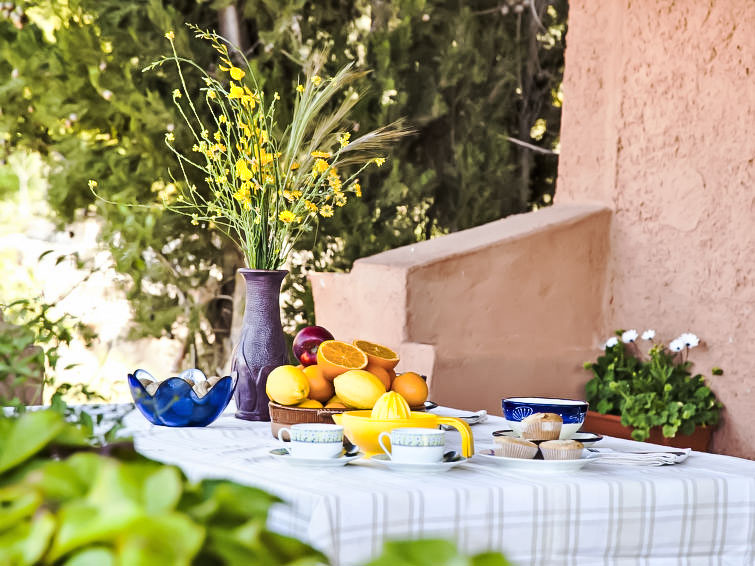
xmin=292 ymin=325 xmax=334 ymax=366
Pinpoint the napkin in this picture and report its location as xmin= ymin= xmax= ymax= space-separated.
xmin=587 ymin=447 xmax=691 ymax=466
xmin=431 ymin=407 xmax=488 ymax=425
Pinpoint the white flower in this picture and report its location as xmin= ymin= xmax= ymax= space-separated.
xmin=669 ymin=339 xmax=685 ymax=352
xmin=604 ymin=337 xmax=619 ymax=348
xmin=621 ymin=329 xmax=638 ymax=343
xmin=641 ymin=329 xmax=656 ymax=341
xmin=678 ymin=333 xmax=700 ymax=349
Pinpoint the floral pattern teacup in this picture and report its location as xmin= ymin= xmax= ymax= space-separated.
xmin=378 ymin=427 xmax=445 ymax=463
xmin=278 ymin=423 xmax=344 ymax=459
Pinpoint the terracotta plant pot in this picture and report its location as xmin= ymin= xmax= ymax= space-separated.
xmin=583 ymin=411 xmax=713 ymax=452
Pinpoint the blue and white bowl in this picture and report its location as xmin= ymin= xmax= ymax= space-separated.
xmin=128 ymin=368 xmax=235 ymax=427
xmin=502 ymin=397 xmax=588 ymax=439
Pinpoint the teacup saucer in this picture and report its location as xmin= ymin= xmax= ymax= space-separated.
xmin=269 ymin=448 xmax=363 ymax=467
xmin=491 ymin=429 xmax=603 ymax=446
xmin=370 ymin=454 xmax=467 ymax=473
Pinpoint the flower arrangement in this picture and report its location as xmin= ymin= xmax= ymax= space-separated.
xmin=145 ymin=26 xmax=409 ymax=269
xmin=584 ymin=329 xmax=722 ymax=441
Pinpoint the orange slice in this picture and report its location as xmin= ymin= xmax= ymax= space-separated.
xmin=316 ymin=340 xmax=368 ymax=381
xmin=353 ymin=339 xmax=400 ymax=370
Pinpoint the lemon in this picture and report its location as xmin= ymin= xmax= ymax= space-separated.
xmin=266 ymin=365 xmax=310 ymax=405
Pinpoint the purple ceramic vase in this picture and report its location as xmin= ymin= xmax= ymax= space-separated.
xmin=232 ymin=269 xmax=289 ymax=421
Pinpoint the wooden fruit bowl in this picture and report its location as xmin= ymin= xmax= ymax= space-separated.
xmin=268 ymin=401 xmax=433 ymax=439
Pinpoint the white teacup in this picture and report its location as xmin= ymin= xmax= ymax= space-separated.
xmin=378 ymin=427 xmax=445 ymax=463
xmin=278 ymin=423 xmax=344 ymax=459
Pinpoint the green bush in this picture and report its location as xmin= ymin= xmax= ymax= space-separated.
xmin=0 ymin=1 xmax=566 ymax=369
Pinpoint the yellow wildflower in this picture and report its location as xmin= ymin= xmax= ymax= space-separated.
xmin=373 ymin=157 xmax=386 ymax=167
xmin=229 ymin=84 xmax=244 ymax=99
xmin=233 ymin=184 xmax=251 ymax=204
xmin=290 ymin=161 xmax=300 ymax=171
xmin=201 ymin=129 xmax=209 ymax=139
xmin=339 ymin=133 xmax=351 ymax=148
xmin=353 ymin=181 xmax=362 ymax=197
xmin=192 ymin=144 xmax=200 ymax=152
xmin=334 ymin=192 xmax=347 ymax=207
xmin=328 ymin=171 xmax=342 ymax=191
xmin=165 ymin=31 xmax=175 ymax=40
xmin=219 ymin=115 xmax=227 ymax=124
xmin=191 ymin=214 xmax=199 ymax=226
xmin=312 ymin=75 xmax=322 ymax=86
xmin=291 ymin=190 xmax=303 ymax=199
xmin=166 ymin=132 xmax=175 ymax=142
xmin=311 ymin=151 xmax=332 ymax=159
xmin=208 ymin=90 xmax=217 ymax=100
xmin=87 ymin=179 xmax=98 ymax=189
xmin=229 ymin=66 xmax=245 ymax=81
xmin=214 ymin=131 xmax=222 ymax=142
xmin=279 ymin=210 xmax=296 ymax=223
xmin=304 ymin=200 xmax=318 ymax=213
xmin=312 ymin=158 xmax=329 ymax=175
xmin=172 ymin=89 xmax=182 ymax=99
xmin=273 ymin=92 xmax=280 ymax=101
xmin=319 ymin=204 xmax=334 ymax=218
xmin=282 ymin=190 xmax=294 ymax=202
xmin=236 ymin=158 xmax=253 ymax=181
xmin=296 ymin=84 xmax=305 ymax=93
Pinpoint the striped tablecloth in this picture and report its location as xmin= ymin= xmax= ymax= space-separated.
xmin=123 ymin=406 xmax=755 ymax=566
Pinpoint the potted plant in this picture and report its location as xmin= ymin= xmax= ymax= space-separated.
xmin=583 ymin=329 xmax=722 ymax=451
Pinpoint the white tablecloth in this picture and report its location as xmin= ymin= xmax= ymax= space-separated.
xmin=123 ymin=406 xmax=755 ymax=566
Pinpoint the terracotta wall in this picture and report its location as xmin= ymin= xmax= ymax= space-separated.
xmin=557 ymin=0 xmax=755 ymax=457
xmin=311 ymin=204 xmax=611 ymax=418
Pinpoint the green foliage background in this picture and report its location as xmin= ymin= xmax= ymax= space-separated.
xmin=0 ymin=0 xmax=566 ymax=371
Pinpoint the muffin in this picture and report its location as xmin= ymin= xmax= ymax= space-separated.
xmin=539 ymin=439 xmax=584 ymax=460
xmin=520 ymin=412 xmax=563 ymax=440
xmin=493 ymin=436 xmax=538 ymax=459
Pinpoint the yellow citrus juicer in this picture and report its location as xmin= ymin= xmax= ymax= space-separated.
xmin=331 ymin=411 xmax=474 ymax=457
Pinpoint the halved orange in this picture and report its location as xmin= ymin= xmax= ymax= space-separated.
xmin=316 ymin=340 xmax=368 ymax=381
xmin=353 ymin=339 xmax=400 ymax=370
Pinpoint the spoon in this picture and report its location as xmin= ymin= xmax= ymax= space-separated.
xmin=442 ymin=450 xmax=462 ymax=462
xmin=343 ymin=444 xmax=360 ymax=457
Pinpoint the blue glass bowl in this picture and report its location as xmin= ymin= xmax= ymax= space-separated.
xmin=128 ymin=369 xmax=235 ymax=427
xmin=502 ymin=397 xmax=589 ymax=439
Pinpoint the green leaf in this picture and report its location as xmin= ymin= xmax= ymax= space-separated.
xmin=0 ymin=509 xmax=56 ymax=566
xmin=63 ymin=547 xmax=116 ymax=566
xmin=115 ymin=513 xmax=204 ymax=566
xmin=367 ymin=539 xmax=468 ymax=566
xmin=0 ymin=411 xmax=66 ymax=474
xmin=143 ymin=465 xmax=182 ymax=514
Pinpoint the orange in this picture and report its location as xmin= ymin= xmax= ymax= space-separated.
xmin=296 ymin=399 xmax=323 ymax=408
xmin=391 ymin=371 xmax=428 ymax=407
xmin=302 ymin=365 xmax=335 ymax=403
xmin=316 ymin=340 xmax=368 ymax=381
xmin=364 ymin=362 xmax=394 ymax=391
xmin=353 ymin=340 xmax=399 ymax=370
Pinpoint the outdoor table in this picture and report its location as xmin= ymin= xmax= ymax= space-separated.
xmin=122 ymin=405 xmax=755 ymax=566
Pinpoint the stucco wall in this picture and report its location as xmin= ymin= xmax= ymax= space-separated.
xmin=557 ymin=0 xmax=755 ymax=457
xmin=312 ymin=204 xmax=611 ymax=417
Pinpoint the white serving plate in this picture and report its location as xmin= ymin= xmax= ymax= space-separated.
xmin=492 ymin=429 xmax=603 ymax=446
xmin=269 ymin=448 xmax=362 ymax=468
xmin=370 ymin=454 xmax=467 ymax=474
xmin=476 ymin=449 xmax=598 ymax=472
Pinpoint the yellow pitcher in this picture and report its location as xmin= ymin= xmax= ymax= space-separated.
xmin=331 ymin=411 xmax=474 ymax=457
